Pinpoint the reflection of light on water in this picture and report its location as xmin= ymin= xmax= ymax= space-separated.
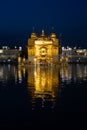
xmin=18 ymin=69 xmax=22 ymax=83
xmin=14 ymin=67 xmax=17 ymax=83
xmin=7 ymin=64 xmax=11 ymax=71
xmin=0 ymin=68 xmax=3 ymax=79
xmin=60 ymin=64 xmax=87 ymax=83
xmin=27 ymin=66 xmax=59 ymax=109
xmin=60 ymin=66 xmax=70 ymax=81
xmin=16 ymin=64 xmax=87 ymax=110
xmin=23 ymin=68 xmax=26 ymax=77
xmin=17 ymin=67 xmax=26 ymax=83
xmin=0 ymin=65 xmax=18 ymax=87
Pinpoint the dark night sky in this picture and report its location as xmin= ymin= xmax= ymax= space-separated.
xmin=0 ymin=0 xmax=87 ymax=47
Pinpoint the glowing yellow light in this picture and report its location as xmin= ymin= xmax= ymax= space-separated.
xmin=27 ymin=66 xmax=59 ymax=108
xmin=28 ymin=30 xmax=60 ymax=65
xmin=35 ymin=40 xmax=52 ymax=45
xmin=18 ymin=69 xmax=22 ymax=83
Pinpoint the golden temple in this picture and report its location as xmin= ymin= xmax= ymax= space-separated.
xmin=27 ymin=30 xmax=60 ymax=65
xmin=18 ymin=30 xmax=68 ymax=66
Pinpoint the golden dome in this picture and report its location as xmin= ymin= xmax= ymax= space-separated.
xmin=31 ymin=31 xmax=37 ymax=38
xmin=50 ymin=32 xmax=56 ymax=38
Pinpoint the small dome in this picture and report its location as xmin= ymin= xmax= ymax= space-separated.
xmin=50 ymin=32 xmax=56 ymax=38
xmin=31 ymin=31 xmax=37 ymax=38
xmin=41 ymin=30 xmax=45 ymax=37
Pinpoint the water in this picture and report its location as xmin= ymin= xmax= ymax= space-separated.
xmin=0 ymin=64 xmax=87 ymax=128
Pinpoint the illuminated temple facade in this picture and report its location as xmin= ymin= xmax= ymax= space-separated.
xmin=28 ymin=30 xmax=60 ymax=65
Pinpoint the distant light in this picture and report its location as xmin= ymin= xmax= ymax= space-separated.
xmin=7 ymin=59 xmax=11 ymax=62
xmin=74 ymin=47 xmax=76 ymax=49
xmin=2 ymin=46 xmax=8 ymax=50
xmin=0 ymin=50 xmax=3 ymax=53
xmin=62 ymin=47 xmax=65 ymax=50
xmin=77 ymin=60 xmax=79 ymax=62
xmin=15 ymin=46 xmax=17 ymax=49
xmin=68 ymin=47 xmax=72 ymax=50
xmin=19 ymin=47 xmax=22 ymax=50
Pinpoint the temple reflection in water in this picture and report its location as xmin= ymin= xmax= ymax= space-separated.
xmin=27 ymin=66 xmax=60 ymax=109
xmin=17 ymin=64 xmax=87 ymax=109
